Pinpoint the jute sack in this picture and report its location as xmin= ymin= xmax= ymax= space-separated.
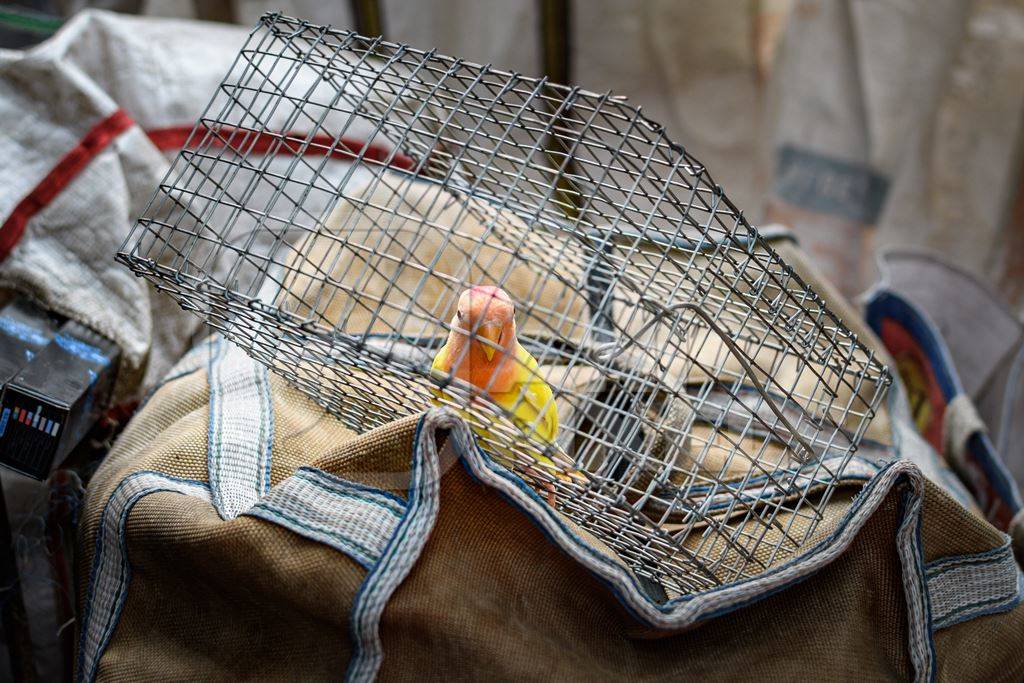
xmin=74 ymin=344 xmax=1024 ymax=681
xmin=75 ymin=332 xmax=1024 ymax=681
xmin=76 ymin=175 xmax=1024 ymax=679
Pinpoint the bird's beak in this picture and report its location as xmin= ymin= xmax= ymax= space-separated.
xmin=476 ymin=323 xmax=501 ymax=361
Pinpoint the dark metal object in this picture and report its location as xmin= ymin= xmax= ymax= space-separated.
xmin=0 ymin=319 xmax=119 ymax=481
xmin=0 ymin=300 xmax=59 ymax=389
xmin=0 ymin=479 xmax=38 ymax=682
xmin=45 ymin=469 xmax=80 ymax=680
xmin=349 ymin=0 xmax=384 ymax=38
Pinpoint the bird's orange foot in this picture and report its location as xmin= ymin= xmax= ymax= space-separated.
xmin=523 ymin=465 xmax=558 ymax=506
xmin=544 ymin=483 xmax=556 ymax=507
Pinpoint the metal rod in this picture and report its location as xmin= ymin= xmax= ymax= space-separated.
xmin=0 ymin=474 xmax=38 ymax=682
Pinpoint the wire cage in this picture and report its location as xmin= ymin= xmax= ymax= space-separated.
xmin=118 ymin=13 xmax=891 ymax=597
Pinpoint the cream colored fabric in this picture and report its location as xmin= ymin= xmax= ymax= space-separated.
xmin=276 ymin=177 xmax=590 ymax=341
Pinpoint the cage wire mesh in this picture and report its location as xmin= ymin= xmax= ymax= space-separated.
xmin=118 ymin=13 xmax=891 ymax=597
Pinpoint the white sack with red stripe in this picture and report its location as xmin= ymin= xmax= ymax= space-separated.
xmin=0 ymin=10 xmax=384 ymax=401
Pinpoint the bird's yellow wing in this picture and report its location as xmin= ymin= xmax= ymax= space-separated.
xmin=497 ymin=345 xmax=586 ymax=485
xmin=492 ymin=344 xmax=558 ymax=444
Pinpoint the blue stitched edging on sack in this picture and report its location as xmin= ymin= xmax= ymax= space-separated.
xmin=259 ymin=355 xmax=275 ymax=496
xmin=450 ymin=415 xmax=919 ymax=621
xmin=932 ymin=578 xmax=1023 ymax=632
xmin=205 ymin=335 xmax=228 ymax=514
xmin=447 ymin=409 xmax=940 ymax=681
xmin=244 ymin=467 xmax=406 ymax=570
xmin=245 ymin=507 xmax=381 ymax=570
xmin=345 ymin=416 xmax=440 ymax=683
xmin=925 ymin=540 xmax=1023 ymax=632
xmin=338 ymin=410 xmax=941 ymax=681
xmin=294 ymin=466 xmax=407 ymax=513
xmin=866 ymin=290 xmax=1024 ymax=516
xmin=896 ymin=483 xmax=936 ymax=681
xmin=925 ymin=542 xmax=1014 ymax=577
xmin=206 ymin=337 xmax=275 ymax=519
xmin=78 ymin=464 xmax=408 ymax=681
xmin=76 ymin=472 xmax=212 ymax=683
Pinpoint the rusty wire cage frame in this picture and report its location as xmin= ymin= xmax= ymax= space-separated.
xmin=118 ymin=13 xmax=892 ymax=597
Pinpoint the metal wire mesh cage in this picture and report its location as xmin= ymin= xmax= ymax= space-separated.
xmin=119 ymin=13 xmax=891 ymax=596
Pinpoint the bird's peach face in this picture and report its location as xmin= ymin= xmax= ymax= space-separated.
xmin=453 ymin=286 xmax=515 ymax=361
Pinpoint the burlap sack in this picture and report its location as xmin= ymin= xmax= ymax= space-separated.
xmin=74 ymin=342 xmax=1024 ymax=681
xmin=241 ymin=176 xmax=898 ymax=579
xmin=76 ymin=227 xmax=1024 ymax=681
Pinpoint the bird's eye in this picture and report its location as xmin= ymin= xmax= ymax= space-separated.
xmin=456 ymin=311 xmax=464 ymax=321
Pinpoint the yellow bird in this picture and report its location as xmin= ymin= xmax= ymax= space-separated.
xmin=431 ymin=285 xmax=583 ymax=503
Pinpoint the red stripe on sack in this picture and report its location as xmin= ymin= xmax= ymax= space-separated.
xmin=145 ymin=125 xmax=416 ymax=171
xmin=879 ymin=318 xmax=947 ymax=451
xmin=0 ymin=113 xmax=417 ymax=263
xmin=0 ymin=109 xmax=136 ymax=262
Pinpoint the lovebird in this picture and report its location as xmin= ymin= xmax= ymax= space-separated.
xmin=431 ymin=285 xmax=584 ymax=503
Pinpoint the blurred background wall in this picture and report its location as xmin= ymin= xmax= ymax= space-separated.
xmin=3 ymin=0 xmax=1022 ymax=309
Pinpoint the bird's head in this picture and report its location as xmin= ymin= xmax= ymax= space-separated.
xmin=451 ymin=285 xmax=516 ymax=362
